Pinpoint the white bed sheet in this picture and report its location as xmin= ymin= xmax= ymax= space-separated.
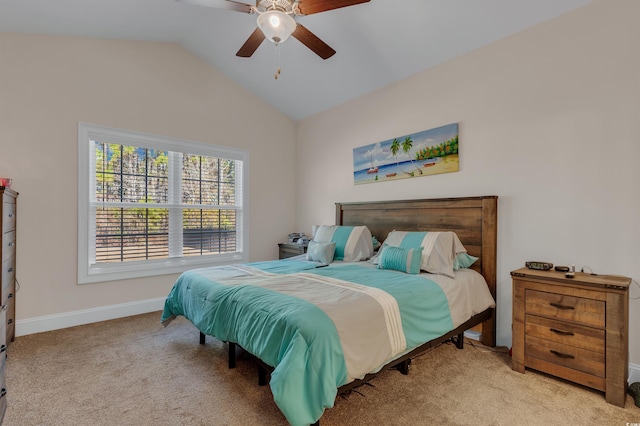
xmin=285 ymin=254 xmax=495 ymax=331
xmin=352 ymin=260 xmax=495 ymax=329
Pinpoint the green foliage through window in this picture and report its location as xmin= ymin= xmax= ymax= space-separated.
xmin=93 ymin=141 xmax=241 ymax=264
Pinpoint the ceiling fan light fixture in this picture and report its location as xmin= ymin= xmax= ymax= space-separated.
xmin=257 ymin=10 xmax=296 ymax=44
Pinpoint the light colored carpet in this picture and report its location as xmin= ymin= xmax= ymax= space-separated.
xmin=4 ymin=312 xmax=639 ymax=425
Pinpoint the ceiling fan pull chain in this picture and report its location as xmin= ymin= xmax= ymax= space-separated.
xmin=274 ymin=43 xmax=282 ymax=80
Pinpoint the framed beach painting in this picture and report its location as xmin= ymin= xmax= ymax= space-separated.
xmin=353 ymin=123 xmax=459 ymax=185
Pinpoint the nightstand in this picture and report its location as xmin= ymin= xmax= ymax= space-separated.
xmin=511 ymin=267 xmax=630 ymax=407
xmin=278 ymin=243 xmax=308 ymax=259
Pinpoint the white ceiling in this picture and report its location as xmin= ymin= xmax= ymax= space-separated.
xmin=0 ymin=0 xmax=592 ymax=121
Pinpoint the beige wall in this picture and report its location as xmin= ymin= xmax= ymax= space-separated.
xmin=0 ymin=34 xmax=296 ymax=320
xmin=1 ymin=0 xmax=639 ymax=370
xmin=296 ymin=0 xmax=640 ymax=363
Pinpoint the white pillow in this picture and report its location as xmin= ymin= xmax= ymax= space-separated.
xmin=374 ymin=230 xmax=458 ymax=278
xmin=313 ymin=225 xmax=373 ymax=261
xmin=306 ymin=241 xmax=336 ymax=264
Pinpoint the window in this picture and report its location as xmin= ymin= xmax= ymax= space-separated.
xmin=78 ymin=123 xmax=248 ymax=284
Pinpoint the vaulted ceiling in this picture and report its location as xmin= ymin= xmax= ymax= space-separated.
xmin=0 ymin=0 xmax=592 ymax=120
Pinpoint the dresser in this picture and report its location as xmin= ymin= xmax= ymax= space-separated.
xmin=0 ymin=187 xmax=16 ymax=423
xmin=511 ymin=267 xmax=630 ymax=407
xmin=278 ymin=242 xmax=308 ymax=259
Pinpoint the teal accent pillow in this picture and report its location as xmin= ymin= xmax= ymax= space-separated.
xmin=376 ymin=245 xmax=423 ymax=275
xmin=306 ymin=241 xmax=336 ymax=264
xmin=453 ymin=252 xmax=479 ymax=270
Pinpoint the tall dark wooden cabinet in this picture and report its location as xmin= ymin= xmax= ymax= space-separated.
xmin=0 ymin=186 xmax=17 ymax=423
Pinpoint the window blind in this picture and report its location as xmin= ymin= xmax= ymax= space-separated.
xmin=78 ymin=122 xmax=248 ymax=283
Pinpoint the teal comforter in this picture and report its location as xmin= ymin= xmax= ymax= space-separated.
xmin=161 ymin=260 xmax=453 ymax=426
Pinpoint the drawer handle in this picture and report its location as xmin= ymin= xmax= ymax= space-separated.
xmin=7 ymin=242 xmax=13 ymax=247
xmin=7 ymin=293 xmax=12 ymax=299
xmin=550 ymin=302 xmax=574 ymax=310
xmin=0 ymin=388 xmax=6 ymax=398
xmin=7 ymin=267 xmax=13 ymax=273
xmin=550 ymin=349 xmax=575 ymax=359
xmin=1 ymin=305 xmax=5 ymax=311
xmin=7 ymin=319 xmax=12 ymax=325
xmin=0 ymin=344 xmax=6 ymax=354
xmin=7 ymin=213 xmax=14 ymax=218
xmin=550 ymin=328 xmax=575 ymax=336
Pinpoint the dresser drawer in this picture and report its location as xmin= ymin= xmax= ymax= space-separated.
xmin=526 ymin=334 xmax=605 ymax=378
xmin=2 ymin=198 xmax=15 ymax=234
xmin=1 ymin=255 xmax=15 ymax=303
xmin=0 ymin=349 xmax=5 ymax=379
xmin=5 ymin=298 xmax=14 ymax=343
xmin=1 ymin=279 xmax=12 ymax=308
xmin=0 ymin=349 xmax=6 ymax=424
xmin=0 ymin=309 xmax=5 ymax=348
xmin=525 ymin=314 xmax=604 ymax=353
xmin=1 ymin=230 xmax=15 ymax=261
xmin=525 ymin=289 xmax=604 ymax=327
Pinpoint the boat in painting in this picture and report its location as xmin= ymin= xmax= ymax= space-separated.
xmin=423 ymin=158 xmax=441 ymax=167
xmin=367 ymin=155 xmax=378 ymax=174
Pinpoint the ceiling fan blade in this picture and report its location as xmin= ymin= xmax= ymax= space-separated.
xmin=291 ymin=24 xmax=336 ymax=60
xmin=236 ymin=27 xmax=266 ymax=57
xmin=175 ymin=0 xmax=253 ymax=13
xmin=297 ymin=0 xmax=370 ymax=15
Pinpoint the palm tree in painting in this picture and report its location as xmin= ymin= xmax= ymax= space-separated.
xmin=390 ymin=138 xmax=401 ymax=166
xmin=402 ymin=136 xmax=422 ymax=175
xmin=385 ymin=138 xmax=402 ymax=177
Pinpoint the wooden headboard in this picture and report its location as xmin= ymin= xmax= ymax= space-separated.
xmin=335 ymin=196 xmax=498 ymax=347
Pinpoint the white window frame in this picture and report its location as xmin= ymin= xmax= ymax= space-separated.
xmin=78 ymin=122 xmax=249 ymax=284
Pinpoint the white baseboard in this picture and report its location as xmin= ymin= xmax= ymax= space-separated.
xmin=15 ymin=297 xmax=166 ymax=337
xmin=629 ymin=362 xmax=640 ymax=384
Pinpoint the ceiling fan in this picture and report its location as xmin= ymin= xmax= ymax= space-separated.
xmin=176 ymin=0 xmax=371 ymax=60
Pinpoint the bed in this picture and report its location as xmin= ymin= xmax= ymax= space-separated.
xmin=161 ymin=196 xmax=498 ymax=426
